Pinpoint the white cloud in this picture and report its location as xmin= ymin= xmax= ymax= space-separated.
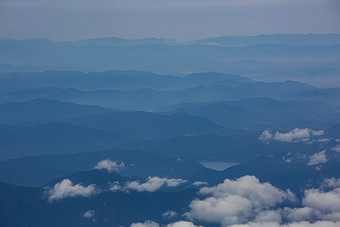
xmin=131 ymin=220 xmax=160 ymax=227
xmin=259 ymin=130 xmax=273 ymax=141
xmin=130 ymin=176 xmax=340 ymax=227
xmin=324 ymin=178 xmax=340 ymax=188
xmin=279 ymin=183 xmax=340 ymax=224
xmin=46 ymin=179 xmax=98 ymax=202
xmin=260 ymin=128 xmax=324 ymax=143
xmin=228 ymin=221 xmax=281 ymax=227
xmin=307 ymin=151 xmax=327 ymax=166
xmin=186 ymin=175 xmax=296 ymax=226
xmin=109 ymin=176 xmax=187 ymax=193
xmin=95 ymin=159 xmax=125 ymax=172
xmin=282 ymin=183 xmax=340 ymax=224
xmin=162 ymin=210 xmax=178 ymax=219
xmin=331 ymin=144 xmax=340 ymax=152
xmin=193 ymin=181 xmax=208 ymax=187
xmin=126 ymin=176 xmax=187 ymax=192
xmin=316 ymin=138 xmax=331 ymax=143
xmin=284 ymin=207 xmax=314 ymax=222
xmin=82 ymin=210 xmax=95 ymax=218
xmin=229 ymin=220 xmax=340 ymax=227
xmin=282 ymin=156 xmax=293 ymax=163
xmin=165 ymin=221 xmax=202 ymax=227
xmin=166 ymin=178 xmax=188 ymax=187
xmin=109 ymin=181 xmax=122 ymax=192
xmin=254 ymin=210 xmax=282 ymax=223
xmin=303 ymin=188 xmax=340 ymax=214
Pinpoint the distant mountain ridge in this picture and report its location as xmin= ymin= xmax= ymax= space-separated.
xmin=1 ymin=34 xmax=340 ymax=82
xmin=0 ymin=99 xmax=112 ymax=124
xmin=195 ymin=34 xmax=340 ymax=46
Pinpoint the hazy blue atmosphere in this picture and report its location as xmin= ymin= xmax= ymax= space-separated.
xmin=0 ymin=1 xmax=340 ymax=227
xmin=1 ymin=0 xmax=340 ymax=40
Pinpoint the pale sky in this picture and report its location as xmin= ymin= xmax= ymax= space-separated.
xmin=0 ymin=0 xmax=339 ymax=41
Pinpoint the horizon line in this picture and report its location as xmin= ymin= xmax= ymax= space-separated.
xmin=1 ymin=33 xmax=340 ymax=42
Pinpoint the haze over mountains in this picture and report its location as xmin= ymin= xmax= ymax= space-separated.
xmin=1 ymin=34 xmax=340 ymax=87
xmin=0 ymin=34 xmax=340 ymax=227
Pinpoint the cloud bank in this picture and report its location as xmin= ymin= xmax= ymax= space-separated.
xmin=188 ymin=177 xmax=340 ymax=226
xmin=130 ymin=177 xmax=340 ymax=227
xmin=186 ymin=175 xmax=296 ymax=226
xmin=260 ymin=128 xmax=324 ymax=143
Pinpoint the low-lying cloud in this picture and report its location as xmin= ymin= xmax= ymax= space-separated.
xmin=46 ymin=179 xmax=98 ymax=202
xmin=131 ymin=220 xmax=160 ymax=227
xmin=193 ymin=181 xmax=208 ymax=187
xmin=131 ymin=177 xmax=340 ymax=227
xmin=229 ymin=220 xmax=340 ymax=227
xmin=303 ymin=188 xmax=340 ymax=215
xmin=331 ymin=144 xmax=340 ymax=152
xmin=95 ymin=159 xmax=125 ymax=172
xmin=162 ymin=210 xmax=178 ymax=219
xmin=186 ymin=175 xmax=296 ymax=226
xmin=324 ymin=178 xmax=340 ymax=188
xmin=126 ymin=177 xmax=187 ymax=192
xmin=110 ymin=176 xmax=187 ymax=193
xmin=82 ymin=209 xmax=95 ymax=218
xmin=307 ymin=150 xmax=327 ymax=166
xmin=260 ymin=128 xmax=324 ymax=143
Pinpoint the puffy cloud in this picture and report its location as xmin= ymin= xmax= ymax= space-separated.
xmin=281 ymin=182 xmax=340 ymax=225
xmin=186 ymin=176 xmax=296 ymax=226
xmin=324 ymin=178 xmax=340 ymax=188
xmin=95 ymin=159 xmax=125 ymax=172
xmin=46 ymin=179 xmax=98 ymax=202
xmin=284 ymin=207 xmax=314 ymax=222
xmin=260 ymin=128 xmax=324 ymax=143
xmin=259 ymin=130 xmax=273 ymax=141
xmin=109 ymin=181 xmax=122 ymax=192
xmin=229 ymin=220 xmax=340 ymax=227
xmin=254 ymin=210 xmax=282 ymax=223
xmin=199 ymin=176 xmax=297 ymax=206
xmin=188 ymin=194 xmax=253 ymax=224
xmin=166 ymin=178 xmax=188 ymax=187
xmin=287 ymin=221 xmax=340 ymax=227
xmin=130 ymin=176 xmax=340 ymax=227
xmin=131 ymin=220 xmax=160 ymax=227
xmin=82 ymin=210 xmax=95 ymax=218
xmin=302 ymin=188 xmax=340 ymax=214
xmin=126 ymin=176 xmax=187 ymax=192
xmin=165 ymin=221 xmax=202 ymax=227
xmin=162 ymin=210 xmax=178 ymax=219
xmin=228 ymin=222 xmax=281 ymax=227
xmin=307 ymin=151 xmax=327 ymax=166
xmin=331 ymin=144 xmax=340 ymax=152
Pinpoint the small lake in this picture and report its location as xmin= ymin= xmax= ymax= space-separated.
xmin=199 ymin=161 xmax=239 ymax=171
